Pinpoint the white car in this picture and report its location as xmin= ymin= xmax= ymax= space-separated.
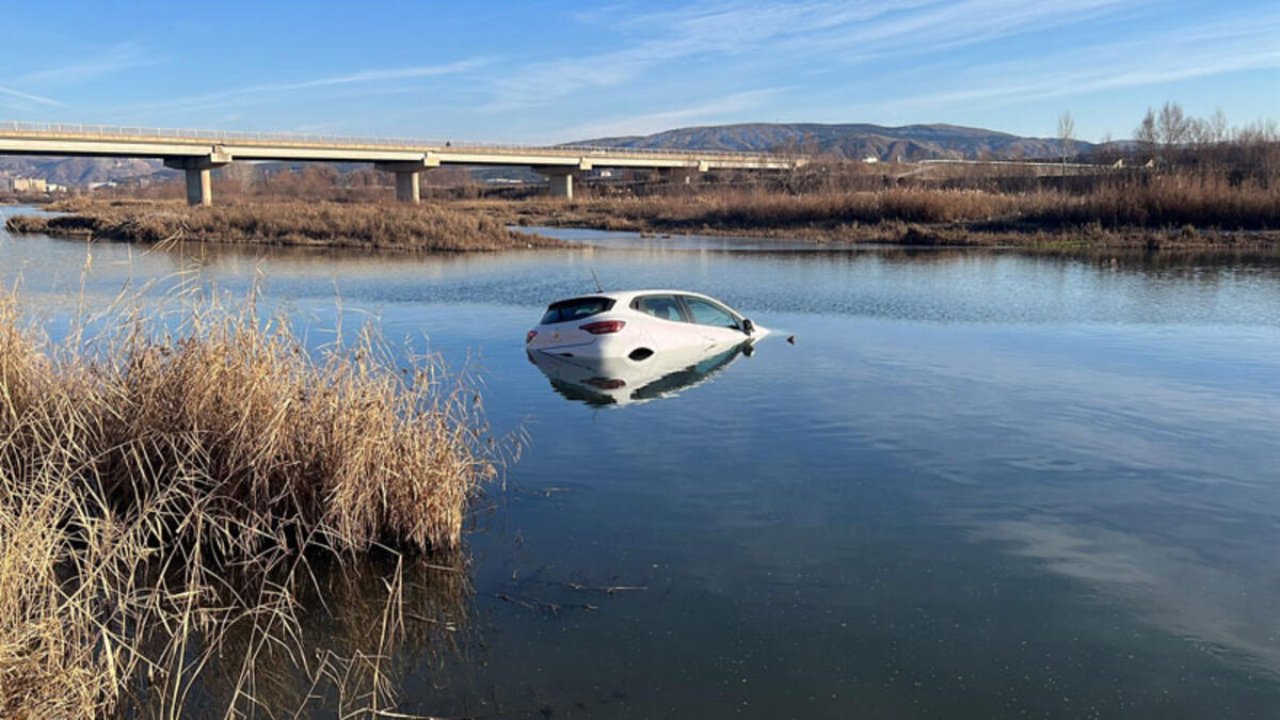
xmin=525 ymin=290 xmax=766 ymax=361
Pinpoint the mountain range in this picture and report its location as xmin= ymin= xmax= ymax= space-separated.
xmin=576 ymin=122 xmax=1096 ymax=161
xmin=1 ymin=123 xmax=1099 ymax=188
xmin=0 ymin=155 xmax=161 ymax=186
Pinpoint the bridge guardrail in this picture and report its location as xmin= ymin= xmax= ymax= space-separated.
xmin=0 ymin=121 xmax=794 ymax=162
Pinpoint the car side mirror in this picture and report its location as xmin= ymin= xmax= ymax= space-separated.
xmin=742 ymin=318 xmax=755 ymax=335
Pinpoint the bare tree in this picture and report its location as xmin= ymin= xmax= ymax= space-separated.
xmin=1135 ymin=107 xmax=1158 ymax=160
xmin=1210 ymin=108 xmax=1230 ymax=144
xmin=1058 ymin=110 xmax=1075 ymax=184
xmin=1156 ymin=101 xmax=1191 ymax=148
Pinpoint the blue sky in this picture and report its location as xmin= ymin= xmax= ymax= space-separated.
xmin=1 ymin=1 xmax=1277 ymax=144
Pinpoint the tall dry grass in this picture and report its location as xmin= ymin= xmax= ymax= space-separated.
xmin=1020 ymin=177 xmax=1280 ymax=229
xmin=0 ymin=285 xmax=493 ymax=717
xmin=7 ymin=200 xmax=562 ymax=251
xmin=454 ymin=164 xmax=1279 ymax=244
xmin=527 ymin=180 xmax=1280 ymax=233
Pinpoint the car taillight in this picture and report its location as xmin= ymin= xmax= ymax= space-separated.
xmin=526 ymin=330 xmax=538 ymax=343
xmin=580 ymin=320 xmax=625 ymax=334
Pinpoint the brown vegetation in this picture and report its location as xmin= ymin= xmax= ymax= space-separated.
xmin=0 ymin=287 xmax=494 ymax=717
xmin=6 ymin=199 xmax=563 ymax=251
xmin=461 ymin=175 xmax=1280 ymax=249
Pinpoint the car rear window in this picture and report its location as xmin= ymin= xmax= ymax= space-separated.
xmin=540 ymin=297 xmax=615 ymax=324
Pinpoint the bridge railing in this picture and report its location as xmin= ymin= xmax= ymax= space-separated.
xmin=0 ymin=121 xmax=791 ymax=161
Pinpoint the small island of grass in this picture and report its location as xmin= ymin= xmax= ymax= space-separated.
xmin=5 ymin=199 xmax=564 ymax=252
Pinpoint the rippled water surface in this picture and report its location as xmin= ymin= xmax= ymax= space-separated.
xmin=4 ymin=213 xmax=1280 ymax=718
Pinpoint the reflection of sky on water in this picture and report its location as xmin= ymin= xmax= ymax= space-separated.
xmin=777 ymin=316 xmax=1280 ymax=681
xmin=5 ymin=217 xmax=1280 ymax=717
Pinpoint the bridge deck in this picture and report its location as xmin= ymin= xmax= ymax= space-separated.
xmin=0 ymin=122 xmax=797 ymax=170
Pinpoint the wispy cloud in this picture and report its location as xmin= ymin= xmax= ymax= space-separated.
xmin=1 ymin=42 xmax=148 ymax=111
xmin=483 ymin=0 xmax=1142 ymax=112
xmin=555 ymin=89 xmax=781 ymax=141
xmin=818 ymin=0 xmax=1135 ymax=58
xmin=254 ymin=59 xmax=490 ymax=93
xmin=121 ymin=58 xmax=490 ymax=118
xmin=0 ymin=85 xmax=65 ymax=108
xmin=828 ymin=12 xmax=1280 ymax=126
xmin=16 ymin=43 xmax=149 ymax=85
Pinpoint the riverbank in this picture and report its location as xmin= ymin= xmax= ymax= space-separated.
xmin=459 ymin=184 xmax=1280 ymax=250
xmin=0 ymin=290 xmax=490 ymax=716
xmin=5 ymin=199 xmax=563 ymax=251
xmin=11 ymin=184 xmax=1279 ymax=252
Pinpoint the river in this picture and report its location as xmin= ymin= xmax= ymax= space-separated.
xmin=3 ymin=213 xmax=1279 ymax=718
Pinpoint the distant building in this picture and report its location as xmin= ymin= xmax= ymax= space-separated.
xmin=862 ymin=156 xmax=880 ymax=164
xmin=11 ymin=177 xmax=47 ymax=193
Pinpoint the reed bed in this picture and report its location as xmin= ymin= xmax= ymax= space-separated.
xmin=0 ymin=286 xmax=492 ymax=717
xmin=469 ymin=178 xmax=1280 ymax=246
xmin=6 ymin=200 xmax=562 ymax=251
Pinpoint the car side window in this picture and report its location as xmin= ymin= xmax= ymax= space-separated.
xmin=682 ymin=297 xmax=739 ymax=329
xmin=635 ymin=295 xmax=684 ymax=322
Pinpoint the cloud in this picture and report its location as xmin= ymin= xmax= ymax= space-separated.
xmin=253 ymin=59 xmax=491 ymax=93
xmin=16 ymin=43 xmax=149 ymax=86
xmin=828 ymin=12 xmax=1280 ymax=123
xmin=0 ymin=85 xmax=64 ymax=108
xmin=554 ymin=89 xmax=781 ymax=141
xmin=483 ymin=0 xmax=1143 ymax=111
xmin=0 ymin=42 xmax=148 ymax=110
xmin=482 ymin=3 xmax=896 ymax=111
xmin=121 ymin=58 xmax=491 ymax=118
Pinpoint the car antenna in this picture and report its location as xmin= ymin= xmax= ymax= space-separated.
xmin=590 ymin=267 xmax=604 ymax=293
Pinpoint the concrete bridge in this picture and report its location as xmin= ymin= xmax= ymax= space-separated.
xmin=0 ymin=122 xmax=803 ymax=205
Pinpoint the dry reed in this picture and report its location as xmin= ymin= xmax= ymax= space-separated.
xmin=0 ymin=285 xmax=492 ymax=717
xmin=466 ymin=178 xmax=1280 ymax=246
xmin=7 ymin=200 xmax=563 ymax=251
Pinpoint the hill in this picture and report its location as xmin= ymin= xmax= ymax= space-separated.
xmin=576 ymin=122 xmax=1096 ymax=161
xmin=0 ymin=156 xmax=164 ymax=186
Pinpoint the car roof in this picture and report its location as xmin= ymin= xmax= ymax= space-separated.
xmin=548 ymin=289 xmax=718 ymax=306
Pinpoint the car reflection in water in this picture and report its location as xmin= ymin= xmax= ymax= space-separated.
xmin=528 ymin=341 xmax=756 ymax=407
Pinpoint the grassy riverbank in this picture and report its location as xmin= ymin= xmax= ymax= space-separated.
xmin=5 ymin=199 xmax=563 ymax=251
xmin=462 ymin=181 xmax=1280 ymax=250
xmin=11 ymin=175 xmax=1279 ymax=252
xmin=0 ymin=290 xmax=492 ymax=717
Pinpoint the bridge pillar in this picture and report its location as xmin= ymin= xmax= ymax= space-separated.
xmin=395 ymin=171 xmax=421 ymax=204
xmin=534 ymin=167 xmax=578 ymax=199
xmin=375 ymin=156 xmax=440 ymax=204
xmin=549 ymin=172 xmax=573 ymax=199
xmin=656 ymin=166 xmax=701 ymax=185
xmin=185 ymin=168 xmax=212 ymax=206
xmin=163 ymin=150 xmax=231 ymax=206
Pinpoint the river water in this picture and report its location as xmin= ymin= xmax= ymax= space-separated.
xmin=3 ymin=213 xmax=1280 ymax=718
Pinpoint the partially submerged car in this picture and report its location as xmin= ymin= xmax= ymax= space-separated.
xmin=525 ymin=290 xmax=765 ymax=361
